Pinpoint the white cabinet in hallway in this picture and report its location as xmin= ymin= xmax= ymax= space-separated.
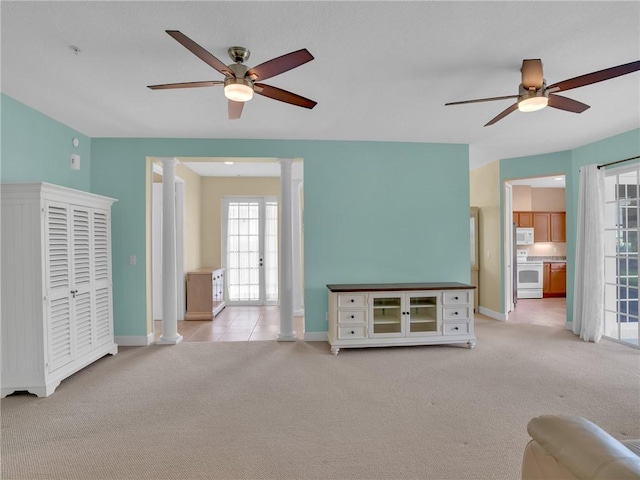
xmin=1 ymin=183 xmax=118 ymax=397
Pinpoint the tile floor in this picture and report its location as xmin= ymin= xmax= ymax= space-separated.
xmin=154 ymin=305 xmax=305 ymax=343
xmin=507 ymin=297 xmax=567 ymax=327
xmin=155 ymin=298 xmax=566 ymax=343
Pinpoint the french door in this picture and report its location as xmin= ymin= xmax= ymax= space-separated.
xmin=223 ymin=197 xmax=278 ymax=305
xmin=604 ymin=166 xmax=640 ymax=347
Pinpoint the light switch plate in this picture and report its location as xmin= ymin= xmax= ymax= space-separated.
xmin=70 ymin=154 xmax=81 ymax=170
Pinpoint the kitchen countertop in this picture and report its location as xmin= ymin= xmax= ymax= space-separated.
xmin=528 ymin=256 xmax=566 ymax=263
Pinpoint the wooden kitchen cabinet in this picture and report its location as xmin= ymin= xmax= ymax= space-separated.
xmin=543 ymin=262 xmax=566 ymax=297
xmin=550 ymin=213 xmax=566 ymax=242
xmin=543 ymin=263 xmax=551 ymax=296
xmin=517 ymin=211 xmax=566 ymax=242
xmin=550 ymin=263 xmax=566 ymax=296
xmin=514 ymin=212 xmax=534 ymax=227
xmin=533 ymin=213 xmax=550 ymax=242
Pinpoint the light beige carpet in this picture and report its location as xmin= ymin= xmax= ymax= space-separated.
xmin=2 ymin=316 xmax=639 ymax=480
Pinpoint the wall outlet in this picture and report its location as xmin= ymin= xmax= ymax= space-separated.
xmin=129 ymin=255 xmax=136 ymax=266
xmin=70 ymin=154 xmax=81 ymax=170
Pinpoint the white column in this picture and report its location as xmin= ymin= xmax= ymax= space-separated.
xmin=277 ymin=159 xmax=296 ymax=341
xmin=292 ymin=179 xmax=304 ymax=316
xmin=157 ymin=157 xmax=183 ymax=345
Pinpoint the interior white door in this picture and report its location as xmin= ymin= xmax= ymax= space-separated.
xmin=223 ymin=197 xmax=278 ymax=305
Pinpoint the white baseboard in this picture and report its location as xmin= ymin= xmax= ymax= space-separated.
xmin=303 ymin=331 xmax=327 ymax=342
xmin=478 ymin=306 xmax=507 ymax=321
xmin=115 ymin=334 xmax=154 ymax=346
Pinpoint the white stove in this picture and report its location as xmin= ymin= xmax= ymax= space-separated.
xmin=516 ymin=250 xmax=543 ymax=299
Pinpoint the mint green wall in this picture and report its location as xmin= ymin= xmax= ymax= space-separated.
xmin=91 ymin=138 xmax=470 ymax=336
xmin=1 ymin=94 xmax=91 ymax=189
xmin=500 ymin=129 xmax=640 ymax=325
xmin=4 ymin=94 xmax=637 ymax=338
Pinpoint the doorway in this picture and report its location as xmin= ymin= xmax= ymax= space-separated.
xmin=504 ymin=175 xmax=567 ymax=325
xmin=222 ymin=196 xmax=278 ymax=305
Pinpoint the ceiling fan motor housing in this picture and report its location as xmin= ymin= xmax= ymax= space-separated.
xmin=228 ymin=46 xmax=250 ymax=64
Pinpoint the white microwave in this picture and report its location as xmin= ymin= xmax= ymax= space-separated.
xmin=516 ymin=227 xmax=535 ymax=245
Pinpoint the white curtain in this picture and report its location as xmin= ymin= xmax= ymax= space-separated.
xmin=573 ymin=164 xmax=605 ymax=342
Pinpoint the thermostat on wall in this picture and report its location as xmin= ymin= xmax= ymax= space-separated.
xmin=72 ymin=138 xmax=79 ymax=147
xmin=71 ymin=154 xmax=81 ymax=170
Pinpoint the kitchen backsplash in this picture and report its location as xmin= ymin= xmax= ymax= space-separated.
xmin=522 ymin=242 xmax=567 ymax=257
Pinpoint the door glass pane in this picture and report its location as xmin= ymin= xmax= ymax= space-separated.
xmin=372 ymin=297 xmax=402 ymax=334
xmin=226 ymin=201 xmax=261 ymax=302
xmin=604 ymin=166 xmax=640 ymax=347
xmin=225 ymin=198 xmax=279 ymax=304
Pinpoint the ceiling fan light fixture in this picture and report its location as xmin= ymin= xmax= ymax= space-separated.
xmin=518 ymin=87 xmax=549 ymax=112
xmin=224 ymin=78 xmax=254 ymax=102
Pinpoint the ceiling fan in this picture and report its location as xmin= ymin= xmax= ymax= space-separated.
xmin=148 ymin=30 xmax=317 ymax=120
xmin=445 ymin=59 xmax=640 ymax=126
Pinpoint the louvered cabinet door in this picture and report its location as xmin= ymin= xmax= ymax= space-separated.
xmin=72 ymin=206 xmax=94 ymax=356
xmin=92 ymin=209 xmax=113 ymax=346
xmin=44 ymin=202 xmax=73 ymax=373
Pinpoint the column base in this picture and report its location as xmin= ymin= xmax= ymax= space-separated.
xmin=157 ymin=334 xmax=184 ymax=345
xmin=277 ymin=331 xmax=297 ymax=342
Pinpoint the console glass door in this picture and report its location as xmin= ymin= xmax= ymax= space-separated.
xmin=371 ymin=295 xmax=402 ymax=336
xmin=408 ymin=294 xmax=438 ymax=334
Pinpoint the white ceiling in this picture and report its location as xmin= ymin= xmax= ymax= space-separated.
xmin=2 ymin=1 xmax=639 ymax=170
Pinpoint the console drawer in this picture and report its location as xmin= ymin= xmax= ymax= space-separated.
xmin=443 ymin=322 xmax=470 ymax=335
xmin=337 ymin=294 xmax=367 ymax=308
xmin=443 ymin=306 xmax=470 ymax=321
xmin=338 ymin=310 xmax=367 ymax=324
xmin=338 ymin=326 xmax=367 ymax=339
xmin=443 ymin=291 xmax=471 ymax=305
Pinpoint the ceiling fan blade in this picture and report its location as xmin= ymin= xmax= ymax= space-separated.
xmin=521 ymin=59 xmax=544 ymax=89
xmin=548 ymin=94 xmax=590 ymax=113
xmin=228 ymin=100 xmax=244 ymax=120
xmin=246 ymin=49 xmax=314 ymax=81
xmin=166 ymin=30 xmax=233 ymax=77
xmin=254 ymin=83 xmax=317 ymax=109
xmin=147 ymin=81 xmax=223 ymax=90
xmin=484 ymin=103 xmax=519 ymax=127
xmin=547 ymin=60 xmax=640 ymax=93
xmin=445 ymin=94 xmax=519 ymax=106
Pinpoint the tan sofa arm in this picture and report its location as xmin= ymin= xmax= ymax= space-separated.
xmin=522 ymin=415 xmax=640 ymax=480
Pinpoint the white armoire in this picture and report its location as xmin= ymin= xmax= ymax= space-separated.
xmin=1 ymin=183 xmax=118 ymax=397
